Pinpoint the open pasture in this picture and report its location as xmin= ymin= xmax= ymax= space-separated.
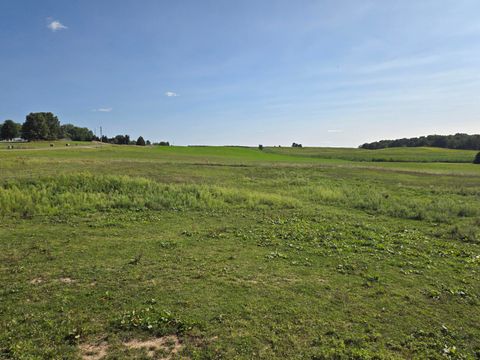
xmin=0 ymin=144 xmax=479 ymax=359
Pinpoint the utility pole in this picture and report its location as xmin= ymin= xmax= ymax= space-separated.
xmin=100 ymin=126 xmax=103 ymax=143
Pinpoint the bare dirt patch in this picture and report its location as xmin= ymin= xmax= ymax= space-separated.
xmin=79 ymin=342 xmax=108 ymax=360
xmin=29 ymin=278 xmax=43 ymax=285
xmin=59 ymin=277 xmax=76 ymax=284
xmin=123 ymin=335 xmax=182 ymax=359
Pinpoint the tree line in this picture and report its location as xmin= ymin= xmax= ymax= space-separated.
xmin=360 ymin=133 xmax=480 ymax=150
xmin=1 ymin=112 xmax=169 ymax=146
xmin=1 ymin=113 xmax=96 ymax=141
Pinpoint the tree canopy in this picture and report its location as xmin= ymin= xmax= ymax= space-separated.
xmin=21 ymin=112 xmax=61 ymax=141
xmin=136 ymin=136 xmax=146 ymax=146
xmin=61 ymin=124 xmax=94 ymax=141
xmin=2 ymin=112 xmax=155 ymax=146
xmin=0 ymin=120 xmax=21 ymax=140
xmin=360 ymin=133 xmax=480 ymax=150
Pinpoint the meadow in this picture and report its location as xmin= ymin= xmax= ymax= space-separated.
xmin=0 ymin=143 xmax=479 ymax=359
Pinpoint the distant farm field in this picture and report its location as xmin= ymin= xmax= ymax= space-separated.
xmin=1 ymin=144 xmax=479 ymax=359
xmin=265 ymin=146 xmax=479 ymax=163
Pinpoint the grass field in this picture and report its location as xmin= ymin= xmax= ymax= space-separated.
xmin=264 ymin=146 xmax=479 ymax=163
xmin=1 ymin=143 xmax=479 ymax=359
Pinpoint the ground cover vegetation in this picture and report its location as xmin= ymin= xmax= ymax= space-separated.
xmin=0 ymin=144 xmax=479 ymax=359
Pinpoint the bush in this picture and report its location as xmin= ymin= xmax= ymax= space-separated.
xmin=474 ymin=152 xmax=480 ymax=164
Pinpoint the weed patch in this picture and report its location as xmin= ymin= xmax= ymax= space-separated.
xmin=0 ymin=173 xmax=298 ymax=218
xmin=113 ymin=306 xmax=189 ymax=336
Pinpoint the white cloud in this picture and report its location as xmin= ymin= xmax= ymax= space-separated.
xmin=165 ymin=91 xmax=179 ymax=97
xmin=327 ymin=129 xmax=343 ymax=133
xmin=93 ymin=108 xmax=113 ymax=112
xmin=47 ymin=20 xmax=68 ymax=32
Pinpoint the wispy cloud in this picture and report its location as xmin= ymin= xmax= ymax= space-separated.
xmin=327 ymin=129 xmax=343 ymax=133
xmin=92 ymin=107 xmax=113 ymax=112
xmin=47 ymin=20 xmax=68 ymax=32
xmin=165 ymin=91 xmax=179 ymax=97
xmin=359 ymin=55 xmax=439 ymax=74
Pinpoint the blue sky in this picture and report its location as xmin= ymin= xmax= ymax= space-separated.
xmin=1 ymin=0 xmax=479 ymax=146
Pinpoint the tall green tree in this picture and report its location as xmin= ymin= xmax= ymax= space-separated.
xmin=112 ymin=135 xmax=130 ymax=145
xmin=136 ymin=136 xmax=146 ymax=146
xmin=60 ymin=124 xmax=94 ymax=141
xmin=22 ymin=114 xmax=48 ymax=140
xmin=0 ymin=120 xmax=21 ymax=140
xmin=22 ymin=112 xmax=61 ymax=140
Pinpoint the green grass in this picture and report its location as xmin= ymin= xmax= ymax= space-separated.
xmin=0 ymin=140 xmax=97 ymax=150
xmin=264 ymin=146 xmax=479 ymax=163
xmin=1 ymin=143 xmax=479 ymax=359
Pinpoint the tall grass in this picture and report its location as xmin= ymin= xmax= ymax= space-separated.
xmin=300 ymin=182 xmax=479 ymax=223
xmin=1 ymin=172 xmax=477 ymax=224
xmin=0 ymin=173 xmax=298 ymax=218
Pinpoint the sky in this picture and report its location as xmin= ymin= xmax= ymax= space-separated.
xmin=1 ymin=0 xmax=480 ymax=146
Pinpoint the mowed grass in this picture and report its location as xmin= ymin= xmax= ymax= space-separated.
xmin=0 ymin=144 xmax=479 ymax=359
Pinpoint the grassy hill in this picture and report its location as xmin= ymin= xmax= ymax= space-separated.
xmin=1 ymin=143 xmax=479 ymax=359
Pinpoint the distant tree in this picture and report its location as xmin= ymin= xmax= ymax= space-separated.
xmin=136 ymin=136 xmax=146 ymax=146
xmin=114 ymin=135 xmax=125 ymax=144
xmin=22 ymin=114 xmax=48 ymax=140
xmin=22 ymin=112 xmax=61 ymax=140
xmin=292 ymin=142 xmax=302 ymax=148
xmin=474 ymin=152 xmax=480 ymax=164
xmin=360 ymin=133 xmax=480 ymax=150
xmin=146 ymin=140 xmax=151 ymax=145
xmin=258 ymin=144 xmax=264 ymax=150
xmin=60 ymin=124 xmax=94 ymax=141
xmin=60 ymin=124 xmax=75 ymax=139
xmin=1 ymin=120 xmax=21 ymax=140
xmin=112 ymin=134 xmax=131 ymax=145
xmin=45 ymin=114 xmax=61 ymax=139
xmin=157 ymin=141 xmax=170 ymax=146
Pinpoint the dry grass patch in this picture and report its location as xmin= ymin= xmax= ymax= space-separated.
xmin=79 ymin=342 xmax=108 ymax=360
xmin=123 ymin=335 xmax=183 ymax=359
xmin=59 ymin=277 xmax=76 ymax=284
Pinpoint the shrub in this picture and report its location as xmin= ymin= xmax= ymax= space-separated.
xmin=474 ymin=152 xmax=480 ymax=164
